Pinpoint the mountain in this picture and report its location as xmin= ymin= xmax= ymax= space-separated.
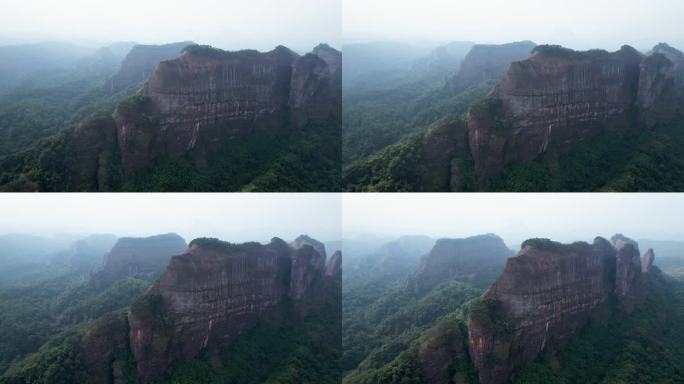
xmin=0 ymin=43 xmax=342 ymax=192
xmin=345 ymin=42 xmax=684 ymax=192
xmin=1 ymin=235 xmax=342 ymax=383
xmin=342 ymin=41 xmax=477 ymax=165
xmin=60 ymin=234 xmax=118 ymax=273
xmin=407 ymin=234 xmax=512 ymax=292
xmin=90 ymin=233 xmax=187 ymax=288
xmin=447 ymin=41 xmax=536 ymax=94
xmin=108 ymin=41 xmax=193 ymax=93
xmin=343 ymin=234 xmax=684 ymax=384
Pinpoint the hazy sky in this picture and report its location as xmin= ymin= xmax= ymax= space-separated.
xmin=343 ymin=194 xmax=684 ymax=248
xmin=0 ymin=0 xmax=340 ymax=52
xmin=344 ymin=0 xmax=684 ymax=51
xmin=0 ymin=194 xmax=341 ymax=243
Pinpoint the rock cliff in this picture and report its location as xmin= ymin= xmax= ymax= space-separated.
xmin=407 ymin=234 xmax=512 ymax=293
xmin=127 ymin=236 xmax=339 ymax=383
xmin=467 ymin=235 xmax=651 ymax=384
xmin=114 ymin=44 xmax=341 ymax=175
xmin=91 ymin=233 xmax=187 ymax=288
xmin=467 ymin=43 xmax=684 ymax=183
xmin=108 ymin=42 xmax=194 ymax=93
xmin=447 ymin=41 xmax=536 ymax=94
xmin=642 ymin=248 xmax=655 ymax=272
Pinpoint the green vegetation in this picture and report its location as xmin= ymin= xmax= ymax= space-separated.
xmin=520 ymin=239 xmax=591 ymax=254
xmin=486 ymin=118 xmax=684 ymax=192
xmin=0 ymin=272 xmax=149 ymax=376
xmin=343 ymin=280 xmax=480 ymax=383
xmin=343 ymin=77 xmax=492 ymax=165
xmin=511 ymin=271 xmax=684 ymax=383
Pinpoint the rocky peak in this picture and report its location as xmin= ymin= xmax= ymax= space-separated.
xmin=91 ymin=233 xmax=186 ymax=288
xmin=466 ymin=44 xmax=649 ymax=183
xmin=108 ymin=41 xmax=193 ymax=93
xmin=468 ymin=235 xmax=650 ymax=384
xmin=127 ymin=235 xmax=331 ymax=383
xmin=611 ymin=233 xmax=640 ymax=253
xmin=642 ymin=248 xmax=655 ymax=272
xmin=114 ymin=43 xmax=339 ymax=175
xmin=326 ymin=250 xmax=342 ymax=277
xmin=407 ymin=234 xmax=512 ymax=293
xmin=447 ymin=41 xmax=536 ymax=94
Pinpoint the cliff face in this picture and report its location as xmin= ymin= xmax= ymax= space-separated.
xmin=467 ymin=235 xmax=652 ymax=384
xmin=447 ymin=41 xmax=536 ymax=94
xmin=108 ymin=42 xmax=193 ymax=93
xmin=114 ymin=44 xmax=340 ymax=175
xmin=127 ymin=236 xmax=339 ymax=383
xmin=407 ymin=234 xmax=512 ymax=293
xmin=91 ymin=233 xmax=187 ymax=288
xmin=467 ymin=44 xmax=684 ymax=183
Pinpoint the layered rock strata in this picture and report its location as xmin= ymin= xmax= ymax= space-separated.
xmin=467 ymin=44 xmax=684 ymax=183
xmin=128 ymin=236 xmax=340 ymax=383
xmin=114 ymin=44 xmax=341 ymax=174
xmin=468 ymin=235 xmax=651 ymax=384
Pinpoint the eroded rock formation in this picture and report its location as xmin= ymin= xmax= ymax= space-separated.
xmin=467 ymin=43 xmax=684 ymax=183
xmin=91 ymin=233 xmax=186 ymax=288
xmin=127 ymin=236 xmax=340 ymax=383
xmin=108 ymin=42 xmax=194 ymax=93
xmin=114 ymin=44 xmax=341 ymax=175
xmin=467 ymin=235 xmax=650 ymax=384
xmin=407 ymin=234 xmax=512 ymax=293
xmin=642 ymin=248 xmax=655 ymax=272
xmin=447 ymin=41 xmax=536 ymax=94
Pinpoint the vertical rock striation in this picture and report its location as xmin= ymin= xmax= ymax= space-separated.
xmin=114 ymin=44 xmax=340 ymax=175
xmin=127 ymin=235 xmax=339 ymax=383
xmin=407 ymin=234 xmax=512 ymax=293
xmin=642 ymin=248 xmax=655 ymax=272
xmin=467 ymin=43 xmax=684 ymax=183
xmin=468 ymin=235 xmax=650 ymax=384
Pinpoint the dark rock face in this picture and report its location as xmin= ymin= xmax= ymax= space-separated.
xmin=79 ymin=313 xmax=131 ymax=384
xmin=108 ymin=42 xmax=193 ymax=93
xmin=91 ymin=233 xmax=187 ymax=288
xmin=650 ymin=43 xmax=684 ymax=82
xmin=468 ymin=236 xmax=649 ymax=384
xmin=115 ymin=44 xmax=340 ymax=175
xmin=127 ymin=236 xmax=335 ymax=383
xmin=643 ymin=248 xmax=655 ymax=272
xmin=467 ymin=43 xmax=684 ymax=183
xmin=407 ymin=234 xmax=512 ymax=293
xmin=447 ymin=41 xmax=536 ymax=94
xmin=326 ymin=250 xmax=342 ymax=277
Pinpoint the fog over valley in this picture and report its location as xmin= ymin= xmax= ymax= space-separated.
xmin=344 ymin=0 xmax=684 ymax=51
xmin=0 ymin=0 xmax=340 ymax=52
xmin=0 ymin=194 xmax=342 ymax=244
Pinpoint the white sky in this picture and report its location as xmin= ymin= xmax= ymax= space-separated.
xmin=344 ymin=0 xmax=684 ymax=51
xmin=0 ymin=194 xmax=341 ymax=243
xmin=343 ymin=194 xmax=684 ymax=248
xmin=0 ymin=0 xmax=341 ymax=52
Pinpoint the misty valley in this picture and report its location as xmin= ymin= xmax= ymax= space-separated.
xmin=0 ymin=40 xmax=341 ymax=192
xmin=342 ymin=40 xmax=684 ymax=192
xmin=0 ymin=232 xmax=342 ymax=383
xmin=342 ymin=233 xmax=684 ymax=384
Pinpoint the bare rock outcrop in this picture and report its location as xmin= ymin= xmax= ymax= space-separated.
xmin=127 ymin=235 xmax=336 ymax=383
xmin=114 ymin=44 xmax=340 ymax=175
xmin=108 ymin=42 xmax=193 ymax=93
xmin=326 ymin=250 xmax=342 ymax=277
xmin=466 ymin=43 xmax=684 ymax=183
xmin=467 ymin=235 xmax=649 ymax=384
xmin=407 ymin=234 xmax=512 ymax=293
xmin=642 ymin=248 xmax=655 ymax=272
xmin=91 ymin=233 xmax=187 ymax=288
xmin=447 ymin=41 xmax=536 ymax=94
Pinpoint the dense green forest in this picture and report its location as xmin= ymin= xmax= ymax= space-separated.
xmin=342 ymin=236 xmax=684 ymax=384
xmin=0 ymin=236 xmax=342 ymax=384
